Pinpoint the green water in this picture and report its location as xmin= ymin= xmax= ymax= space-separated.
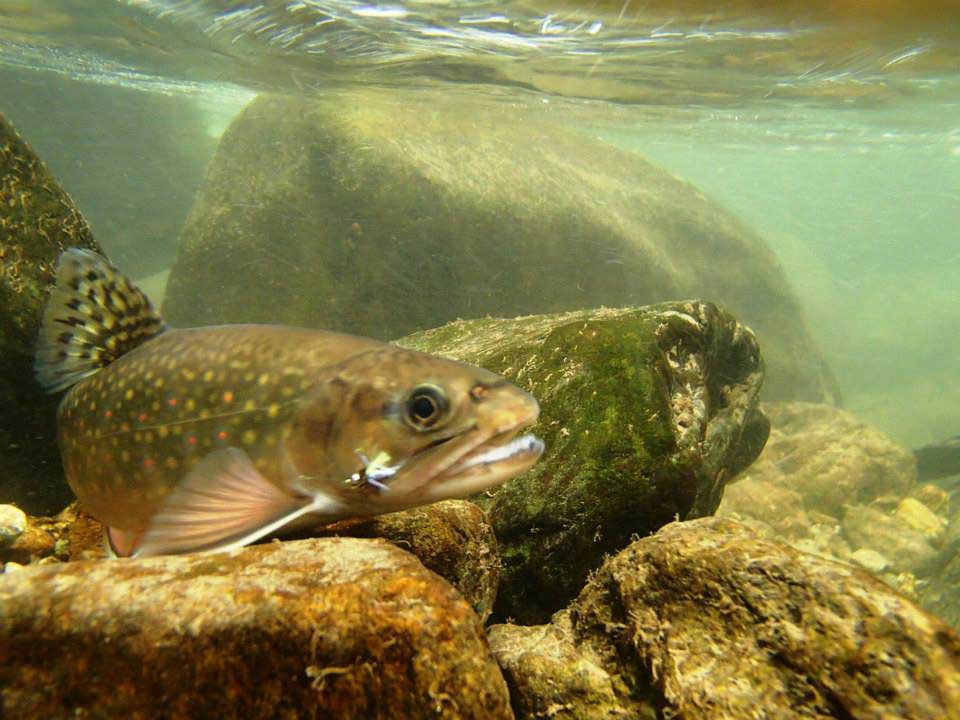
xmin=1 ymin=2 xmax=958 ymax=447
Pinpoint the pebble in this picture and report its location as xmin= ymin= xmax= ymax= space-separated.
xmin=0 ymin=505 xmax=27 ymax=547
xmin=851 ymin=548 xmax=890 ymax=574
xmin=895 ymin=498 xmax=945 ymax=545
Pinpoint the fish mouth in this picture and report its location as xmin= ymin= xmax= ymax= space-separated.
xmin=387 ymin=423 xmax=544 ymax=501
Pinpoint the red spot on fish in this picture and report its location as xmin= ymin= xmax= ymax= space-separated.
xmin=187 ymin=435 xmax=198 ymax=445
xmin=105 ymin=410 xmax=113 ymax=419
xmin=168 ymin=397 xmax=178 ymax=407
xmin=223 ymin=391 xmax=234 ymax=403
xmin=217 ymin=430 xmax=228 ymax=441
xmin=143 ymin=458 xmax=155 ymax=470
xmin=138 ymin=413 xmax=148 ymax=422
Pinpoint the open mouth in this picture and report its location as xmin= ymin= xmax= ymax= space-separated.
xmin=383 ymin=424 xmax=544 ymax=500
xmin=441 ymin=430 xmax=544 ymax=477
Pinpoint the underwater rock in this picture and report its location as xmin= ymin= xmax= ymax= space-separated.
xmin=842 ymin=504 xmax=939 ymax=576
xmin=488 ymin=615 xmax=655 ymax=719
xmin=717 ymin=475 xmax=809 ymax=538
xmin=719 ymin=401 xmax=916 ymax=520
xmin=304 ymin=500 xmax=501 ymax=623
xmin=0 ymin=504 xmax=26 ymax=546
xmin=0 ymin=68 xmax=216 ymax=280
xmin=894 ymin=497 xmax=946 ymax=545
xmin=0 ymin=537 xmax=512 ymax=719
xmin=489 ymin=517 xmax=960 ymax=720
xmin=40 ymin=499 xmax=499 ymax=620
xmin=398 ymin=301 xmax=768 ymax=623
xmin=0 ymin=112 xmax=102 ymax=515
xmin=162 ymin=89 xmax=836 ymax=406
xmin=850 ymin=547 xmax=891 ymax=574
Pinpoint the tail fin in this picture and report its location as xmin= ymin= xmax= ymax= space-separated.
xmin=35 ymin=249 xmax=166 ymax=393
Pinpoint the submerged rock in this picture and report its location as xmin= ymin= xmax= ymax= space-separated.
xmin=489 ymin=518 xmax=960 ymax=720
xmin=0 ymin=504 xmax=26 ymax=547
xmin=0 ymin=112 xmax=101 ymax=515
xmin=25 ymin=499 xmax=500 ymax=621
xmin=720 ymin=401 xmax=916 ymax=520
xmin=0 ymin=537 xmax=512 ymax=719
xmin=399 ymin=302 xmax=768 ymax=623
xmin=162 ymin=89 xmax=836 ymax=405
xmin=303 ymin=500 xmax=501 ymax=622
xmin=842 ymin=505 xmax=940 ymax=576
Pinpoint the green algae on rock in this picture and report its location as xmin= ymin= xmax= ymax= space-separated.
xmin=161 ymin=89 xmax=836 ymax=405
xmin=397 ymin=301 xmax=768 ymax=623
xmin=489 ymin=517 xmax=960 ymax=720
xmin=0 ymin=112 xmax=101 ymax=515
xmin=0 ymin=537 xmax=513 ymax=719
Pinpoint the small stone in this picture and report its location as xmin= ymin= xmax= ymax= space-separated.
xmin=911 ymin=483 xmax=951 ymax=515
xmin=842 ymin=505 xmax=939 ymax=575
xmin=0 ymin=505 xmax=27 ymax=547
xmin=895 ymin=497 xmax=946 ymax=545
xmin=3 ymin=561 xmax=23 ymax=573
xmin=851 ymin=548 xmax=890 ymax=574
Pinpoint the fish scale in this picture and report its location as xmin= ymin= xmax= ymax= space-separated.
xmin=37 ymin=249 xmax=544 ymax=557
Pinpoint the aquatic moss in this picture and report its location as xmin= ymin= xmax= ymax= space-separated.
xmin=398 ymin=302 xmax=767 ymax=623
xmin=0 ymin=113 xmax=101 ymax=514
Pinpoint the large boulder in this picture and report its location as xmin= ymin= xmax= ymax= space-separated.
xmin=398 ymin=301 xmax=768 ymax=623
xmin=162 ymin=89 xmax=836 ymax=405
xmin=489 ymin=518 xmax=960 ymax=720
xmin=0 ymin=537 xmax=513 ymax=719
xmin=0 ymin=67 xmax=216 ymax=279
xmin=0 ymin=112 xmax=101 ymax=514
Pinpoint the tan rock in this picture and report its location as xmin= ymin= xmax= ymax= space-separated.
xmin=726 ymin=401 xmax=915 ymax=519
xmin=842 ymin=505 xmax=939 ymax=575
xmin=895 ymin=497 xmax=946 ymax=545
xmin=0 ymin=537 xmax=512 ymax=719
xmin=0 ymin=504 xmax=26 ymax=547
xmin=491 ymin=518 xmax=960 ymax=720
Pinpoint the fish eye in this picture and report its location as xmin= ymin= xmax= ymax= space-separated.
xmin=405 ymin=384 xmax=448 ymax=430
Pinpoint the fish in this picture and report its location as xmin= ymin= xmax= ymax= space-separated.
xmin=35 ymin=249 xmax=544 ymax=558
xmin=914 ymin=435 xmax=960 ymax=487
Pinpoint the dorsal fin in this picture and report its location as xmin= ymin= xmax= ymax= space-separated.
xmin=35 ymin=248 xmax=166 ymax=393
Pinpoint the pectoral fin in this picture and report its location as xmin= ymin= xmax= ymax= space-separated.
xmin=133 ymin=447 xmax=339 ymax=558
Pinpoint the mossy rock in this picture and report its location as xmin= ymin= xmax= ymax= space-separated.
xmin=0 ymin=112 xmax=101 ymax=514
xmin=163 ymin=88 xmax=836 ymax=405
xmin=397 ymin=301 xmax=769 ymax=623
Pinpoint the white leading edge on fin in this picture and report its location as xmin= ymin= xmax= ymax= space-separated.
xmin=133 ymin=447 xmax=341 ymax=558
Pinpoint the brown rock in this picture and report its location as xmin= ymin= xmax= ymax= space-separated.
xmin=0 ymin=537 xmax=512 ymax=719
xmin=304 ymin=500 xmax=501 ymax=622
xmin=490 ymin=518 xmax=960 ymax=720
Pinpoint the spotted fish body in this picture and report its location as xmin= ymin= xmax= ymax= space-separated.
xmin=37 ymin=250 xmax=544 ymax=557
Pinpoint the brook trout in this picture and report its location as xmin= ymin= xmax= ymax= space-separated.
xmin=35 ymin=249 xmax=543 ymax=557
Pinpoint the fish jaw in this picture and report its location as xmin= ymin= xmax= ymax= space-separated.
xmin=362 ymin=383 xmax=544 ymax=511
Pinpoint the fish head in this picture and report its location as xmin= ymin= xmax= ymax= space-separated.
xmin=287 ymin=347 xmax=543 ymax=513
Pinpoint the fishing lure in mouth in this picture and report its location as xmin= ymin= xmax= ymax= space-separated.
xmin=36 ymin=249 xmax=544 ymax=558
